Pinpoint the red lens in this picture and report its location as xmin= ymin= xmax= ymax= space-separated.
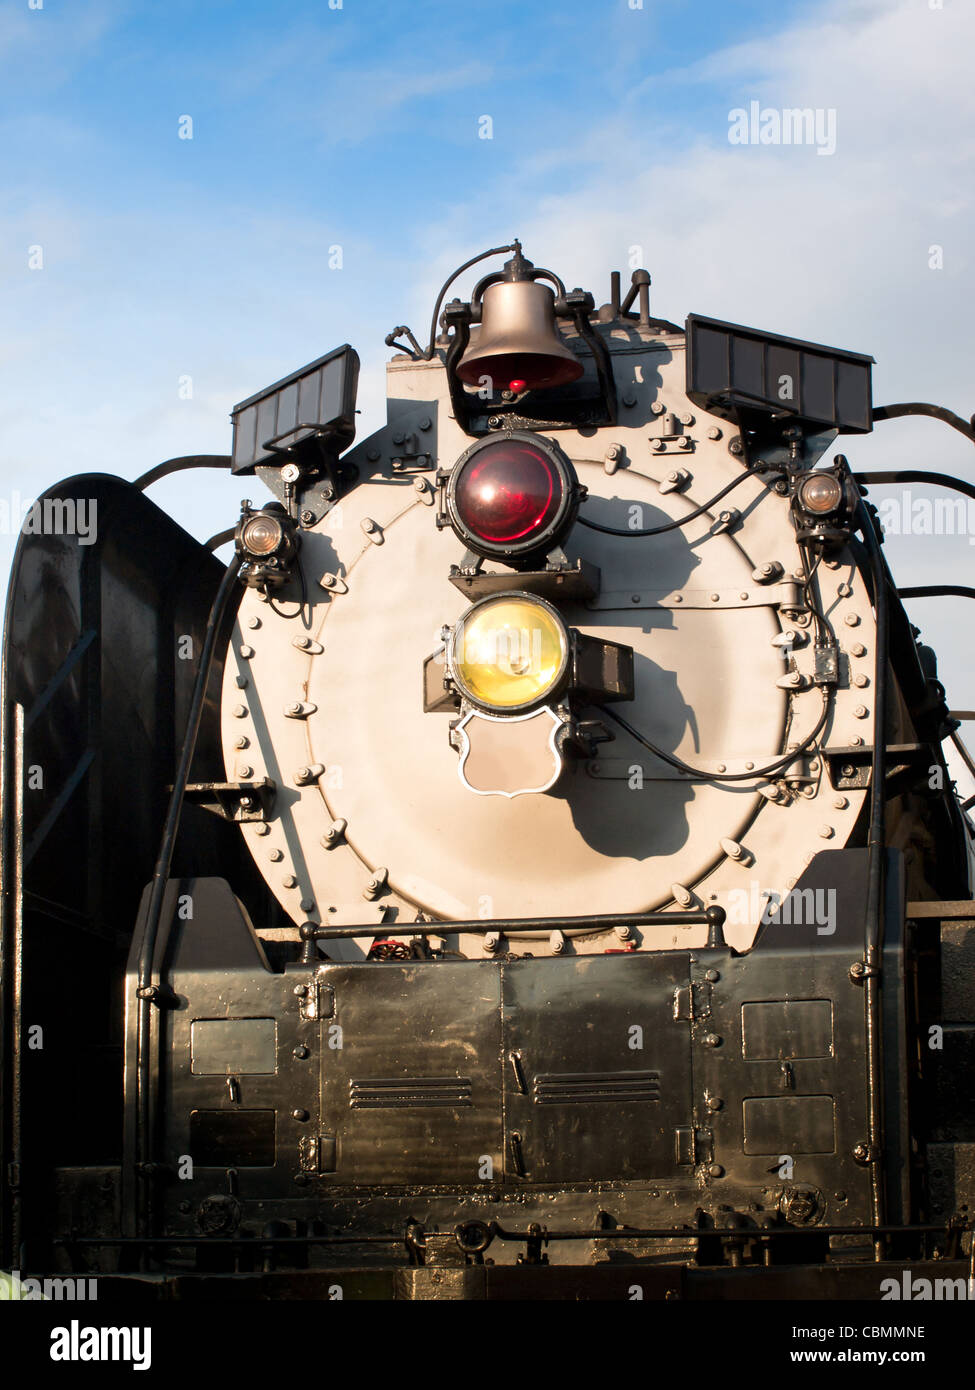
xmin=455 ymin=440 xmax=562 ymax=545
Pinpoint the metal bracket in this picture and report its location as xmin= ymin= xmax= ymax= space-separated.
xmin=824 ymin=743 xmax=928 ymax=792
xmin=182 ymin=778 xmax=275 ymax=822
xmin=586 ymin=581 xmax=802 ymax=612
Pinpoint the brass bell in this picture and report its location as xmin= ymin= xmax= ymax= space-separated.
xmin=456 ymin=253 xmax=583 ymax=394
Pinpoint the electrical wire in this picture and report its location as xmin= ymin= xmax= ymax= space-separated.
xmin=576 ymin=467 xmax=763 ymax=538
xmin=266 ymin=561 xmax=309 ymax=620
xmin=596 ymin=690 xmax=832 ymax=783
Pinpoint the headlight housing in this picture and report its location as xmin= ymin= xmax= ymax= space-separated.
xmin=448 ymin=593 xmax=569 ymax=713
xmin=234 ymin=502 xmax=299 ymax=588
xmin=790 ymin=461 xmax=857 ymax=548
xmin=442 ymin=431 xmax=580 ymax=565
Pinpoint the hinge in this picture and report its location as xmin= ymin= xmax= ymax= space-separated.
xmin=298 ymin=1134 xmax=336 ymax=1174
xmin=673 ymin=981 xmax=712 ymax=1021
xmin=300 ymin=976 xmax=335 ymax=1021
xmin=675 ymin=1127 xmax=714 ymax=1166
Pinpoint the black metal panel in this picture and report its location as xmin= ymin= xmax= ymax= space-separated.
xmin=685 ymin=313 xmax=874 ymax=432
xmin=230 ymin=345 xmax=359 ymax=472
xmin=0 ymin=476 xmax=281 ymax=1268
xmin=316 ymin=962 xmax=502 ymax=1186
xmin=501 ymin=954 xmax=692 ymax=1182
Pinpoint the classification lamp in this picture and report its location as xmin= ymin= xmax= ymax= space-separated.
xmin=442 ymin=432 xmax=581 ymax=565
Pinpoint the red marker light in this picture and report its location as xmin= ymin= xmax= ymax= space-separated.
xmin=509 ymin=379 xmax=527 ymax=393
xmin=455 ymin=439 xmax=561 ymax=544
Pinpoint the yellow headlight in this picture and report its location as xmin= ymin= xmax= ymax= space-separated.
xmin=450 ymin=594 xmax=569 ymax=711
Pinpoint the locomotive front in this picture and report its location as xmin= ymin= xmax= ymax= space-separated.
xmin=5 ymin=243 xmax=974 ymax=1296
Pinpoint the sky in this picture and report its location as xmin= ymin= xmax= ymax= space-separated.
xmin=4 ymin=0 xmax=975 ymax=783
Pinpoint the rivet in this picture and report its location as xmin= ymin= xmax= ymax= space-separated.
xmin=419 ymin=417 xmax=432 ymax=431
xmin=673 ymin=593 xmax=683 ymax=603
xmin=710 ymin=592 xmax=720 ymax=602
xmin=739 ymin=591 xmax=748 ymax=601
xmin=239 ymin=645 xmax=255 ymax=659
xmin=366 ymin=447 xmax=381 ymax=462
xmin=247 ymin=616 xmax=261 ymax=629
xmin=235 ymin=676 xmax=248 ymax=689
xmin=850 ymin=736 xmax=864 ymax=746
xmin=292 ymin=1109 xmax=309 ymax=1122
xmin=293 ymin=1046 xmax=310 ymax=1060
xmin=716 ymin=763 xmax=726 ymax=773
xmin=238 ymin=764 xmax=253 ymax=779
xmin=234 ymin=736 xmax=249 ymax=750
xmin=631 ymin=594 xmax=641 ymax=603
xmin=705 ymin=969 xmax=720 ymax=982
xmin=745 ymin=761 xmax=754 ymax=770
xmin=300 ymin=898 xmax=315 ymax=913
xmin=702 ymin=1034 xmax=721 ymax=1049
xmin=708 ymin=1164 xmax=725 ymax=1178
xmin=834 ymin=796 xmax=849 ymax=809
xmin=232 ymin=704 xmax=248 ymax=718
xmin=622 ymin=392 xmax=637 ymax=407
xmin=293 ymin=985 xmax=307 ymax=997
xmin=706 ymin=1096 xmax=723 ymax=1111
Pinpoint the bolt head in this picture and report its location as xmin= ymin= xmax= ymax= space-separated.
xmin=293 ymin=1045 xmax=310 ymax=1060
xmin=292 ymin=1109 xmax=309 ymax=1122
xmin=708 ymin=1164 xmax=724 ymax=1178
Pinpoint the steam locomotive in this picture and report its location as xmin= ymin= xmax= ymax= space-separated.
xmin=3 ymin=242 xmax=975 ymax=1299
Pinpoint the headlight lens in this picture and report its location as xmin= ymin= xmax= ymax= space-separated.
xmin=797 ymin=472 xmax=843 ymax=515
xmin=450 ymin=594 xmax=569 ymax=711
xmin=455 ymin=438 xmax=562 ymax=544
xmin=240 ymin=513 xmax=284 ymax=555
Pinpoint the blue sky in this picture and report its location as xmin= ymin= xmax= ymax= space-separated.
xmin=4 ymin=0 xmax=975 ymax=776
